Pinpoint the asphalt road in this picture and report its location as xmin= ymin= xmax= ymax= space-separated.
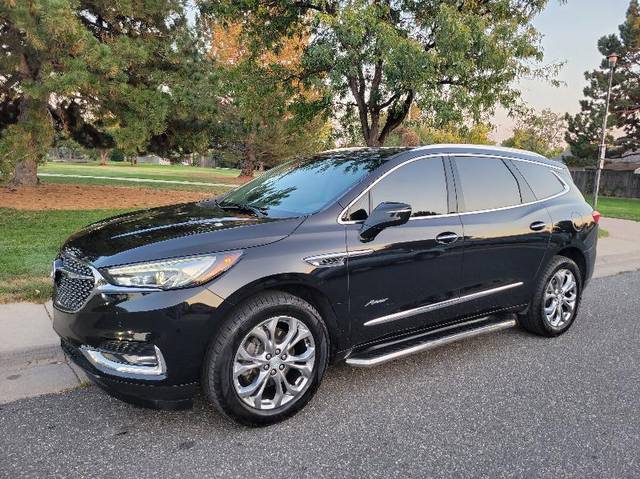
xmin=2 ymin=271 xmax=639 ymax=479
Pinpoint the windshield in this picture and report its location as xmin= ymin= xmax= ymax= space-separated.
xmin=219 ymin=149 xmax=405 ymax=217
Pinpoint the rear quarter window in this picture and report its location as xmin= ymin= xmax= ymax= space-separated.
xmin=512 ymin=161 xmax=566 ymax=200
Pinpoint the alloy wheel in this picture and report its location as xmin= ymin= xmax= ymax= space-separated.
xmin=543 ymin=268 xmax=578 ymax=329
xmin=232 ymin=316 xmax=316 ymax=410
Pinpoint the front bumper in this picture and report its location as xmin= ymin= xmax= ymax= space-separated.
xmin=53 ymin=285 xmax=225 ymax=409
xmin=61 ymin=339 xmax=197 ymax=409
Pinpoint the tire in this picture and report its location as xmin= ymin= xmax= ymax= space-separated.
xmin=519 ymin=255 xmax=583 ymax=337
xmin=202 ymin=290 xmax=329 ymax=426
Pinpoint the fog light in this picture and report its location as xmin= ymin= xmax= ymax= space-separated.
xmin=80 ymin=345 xmax=167 ymax=380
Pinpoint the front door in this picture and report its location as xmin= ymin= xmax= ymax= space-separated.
xmin=343 ymin=156 xmax=464 ymax=345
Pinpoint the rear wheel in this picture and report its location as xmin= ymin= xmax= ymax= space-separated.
xmin=519 ymin=255 xmax=582 ymax=337
xmin=202 ymin=291 xmax=329 ymax=426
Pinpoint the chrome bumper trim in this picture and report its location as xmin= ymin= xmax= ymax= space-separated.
xmin=80 ymin=345 xmax=167 ymax=380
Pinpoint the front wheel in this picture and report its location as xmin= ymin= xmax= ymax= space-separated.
xmin=202 ymin=291 xmax=329 ymax=426
xmin=519 ymin=255 xmax=583 ymax=337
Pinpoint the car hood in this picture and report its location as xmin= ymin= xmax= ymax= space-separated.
xmin=61 ymin=200 xmax=305 ymax=268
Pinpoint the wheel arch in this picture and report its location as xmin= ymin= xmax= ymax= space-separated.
xmin=212 ymin=273 xmax=347 ymax=360
xmin=555 ymin=246 xmax=587 ymax=284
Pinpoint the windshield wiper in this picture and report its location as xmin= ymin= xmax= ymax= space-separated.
xmin=216 ymin=200 xmax=268 ymax=217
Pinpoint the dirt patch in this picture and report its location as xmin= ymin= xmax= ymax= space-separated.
xmin=0 ymin=184 xmax=213 ymax=210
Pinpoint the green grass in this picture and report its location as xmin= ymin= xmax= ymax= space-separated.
xmin=590 ymin=196 xmax=640 ymax=222
xmin=598 ymin=228 xmax=610 ymax=239
xmin=39 ymin=174 xmax=231 ymax=193
xmin=41 ymin=161 xmax=242 ymax=180
xmin=38 ymin=162 xmax=247 ymax=192
xmin=0 ymin=208 xmax=129 ymax=303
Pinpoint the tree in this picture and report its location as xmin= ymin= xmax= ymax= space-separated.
xmin=565 ymin=0 xmax=640 ymax=158
xmin=202 ymin=0 xmax=559 ymax=148
xmin=210 ymin=22 xmax=331 ymax=177
xmin=387 ymin=121 xmax=494 ymax=147
xmin=502 ymin=108 xmax=566 ymax=157
xmin=0 ymin=0 xmax=217 ymax=185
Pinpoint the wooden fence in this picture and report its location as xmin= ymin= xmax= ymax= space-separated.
xmin=570 ymin=169 xmax=640 ymax=199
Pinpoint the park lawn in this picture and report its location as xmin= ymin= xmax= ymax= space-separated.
xmin=0 ymin=208 xmax=129 ymax=303
xmin=594 ymin=196 xmax=640 ymax=222
xmin=39 ymin=174 xmax=232 ymax=193
xmin=40 ymin=161 xmax=243 ymax=181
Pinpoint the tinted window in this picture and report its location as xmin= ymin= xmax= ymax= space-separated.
xmin=370 ymin=158 xmax=448 ymax=218
xmin=221 ymin=149 xmax=403 ymax=217
xmin=455 ymin=157 xmax=521 ymax=212
xmin=345 ymin=193 xmax=369 ymax=221
xmin=512 ymin=161 xmax=566 ymax=200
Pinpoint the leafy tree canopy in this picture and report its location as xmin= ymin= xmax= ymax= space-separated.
xmin=0 ymin=0 xmax=218 ymax=184
xmin=209 ymin=21 xmax=332 ymax=176
xmin=502 ymin=108 xmax=566 ymax=158
xmin=201 ymin=0 xmax=560 ymax=148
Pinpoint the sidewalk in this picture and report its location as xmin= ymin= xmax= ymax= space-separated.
xmin=1 ymin=217 xmax=640 ymax=404
xmin=0 ymin=302 xmax=89 ymax=404
xmin=594 ymin=217 xmax=640 ymax=278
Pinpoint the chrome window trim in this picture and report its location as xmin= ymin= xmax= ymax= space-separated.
xmin=338 ymin=153 xmax=445 ymax=225
xmin=337 ymin=153 xmax=569 ymax=225
xmin=457 ymin=170 xmax=569 ymax=216
xmin=364 ymin=282 xmax=524 ymax=327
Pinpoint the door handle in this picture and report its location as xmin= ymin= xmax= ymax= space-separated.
xmin=435 ymin=232 xmax=459 ymax=244
xmin=530 ymin=221 xmax=546 ymax=231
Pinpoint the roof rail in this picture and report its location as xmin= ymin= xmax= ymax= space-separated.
xmin=411 ymin=144 xmax=548 ymax=159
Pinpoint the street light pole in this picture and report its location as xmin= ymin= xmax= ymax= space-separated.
xmin=592 ymin=53 xmax=619 ymax=209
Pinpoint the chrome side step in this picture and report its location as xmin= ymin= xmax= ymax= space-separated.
xmin=345 ymin=317 xmax=517 ymax=368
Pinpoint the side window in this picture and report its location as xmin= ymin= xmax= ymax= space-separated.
xmin=370 ymin=158 xmax=448 ymax=218
xmin=345 ymin=193 xmax=369 ymax=221
xmin=512 ymin=161 xmax=566 ymax=200
xmin=455 ymin=157 xmax=522 ymax=212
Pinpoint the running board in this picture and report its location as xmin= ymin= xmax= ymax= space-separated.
xmin=345 ymin=317 xmax=517 ymax=368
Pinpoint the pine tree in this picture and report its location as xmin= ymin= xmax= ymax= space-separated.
xmin=565 ymin=0 xmax=640 ymax=158
xmin=0 ymin=1 xmax=217 ymax=185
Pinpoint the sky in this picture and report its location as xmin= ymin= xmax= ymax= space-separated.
xmin=491 ymin=0 xmax=631 ymax=142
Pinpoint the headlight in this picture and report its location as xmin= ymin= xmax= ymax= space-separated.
xmin=104 ymin=251 xmax=242 ymax=290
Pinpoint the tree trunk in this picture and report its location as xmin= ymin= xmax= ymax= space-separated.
xmin=240 ymin=144 xmax=256 ymax=178
xmin=99 ymin=149 xmax=109 ymax=166
xmin=239 ymin=129 xmax=257 ymax=178
xmin=10 ymin=158 xmax=39 ymax=187
xmin=8 ymin=96 xmax=53 ymax=187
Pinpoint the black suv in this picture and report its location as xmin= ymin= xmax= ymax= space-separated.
xmin=53 ymin=145 xmax=598 ymax=426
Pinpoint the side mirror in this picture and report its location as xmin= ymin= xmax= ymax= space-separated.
xmin=360 ymin=202 xmax=411 ymax=242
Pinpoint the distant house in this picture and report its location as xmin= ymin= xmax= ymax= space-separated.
xmin=135 ymin=154 xmax=170 ymax=165
xmin=559 ymin=148 xmax=640 ymax=173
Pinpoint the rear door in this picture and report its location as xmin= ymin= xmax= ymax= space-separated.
xmin=344 ymin=156 xmax=464 ymax=344
xmin=451 ymin=155 xmax=553 ymax=315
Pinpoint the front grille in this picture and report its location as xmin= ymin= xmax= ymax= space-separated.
xmin=53 ymin=254 xmax=95 ymax=312
xmin=61 ymin=253 xmax=93 ymax=277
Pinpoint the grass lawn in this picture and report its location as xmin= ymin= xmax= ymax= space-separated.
xmin=591 ymin=196 xmax=640 ymax=222
xmin=39 ymin=174 xmax=231 ymax=193
xmin=0 ymin=208 xmax=129 ymax=303
xmin=41 ymin=161 xmax=242 ymax=179
xmin=38 ymin=161 xmax=245 ymax=192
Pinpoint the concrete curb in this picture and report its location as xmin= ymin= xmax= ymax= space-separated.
xmin=0 ymin=345 xmax=66 ymax=370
